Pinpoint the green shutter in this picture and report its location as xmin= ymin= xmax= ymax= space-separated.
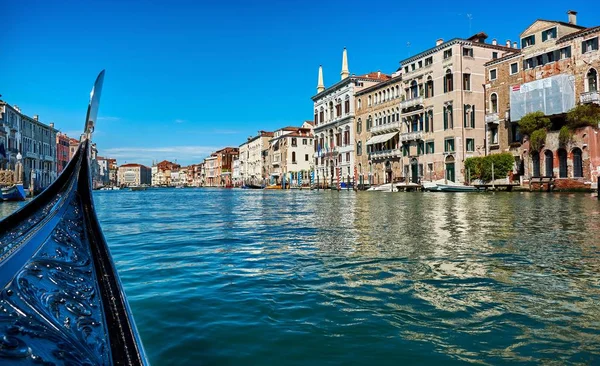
xmin=463 ymin=105 xmax=468 ymax=128
xmin=471 ymin=106 xmax=475 ymax=128
xmin=542 ymin=31 xmax=547 ymax=42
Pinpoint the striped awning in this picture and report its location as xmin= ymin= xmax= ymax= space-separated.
xmin=366 ymin=132 xmax=398 ymax=146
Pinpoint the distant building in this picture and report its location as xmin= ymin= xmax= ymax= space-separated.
xmin=238 ymin=130 xmax=274 ymax=186
xmin=56 ymin=132 xmax=70 ymax=174
xmin=204 ymin=155 xmax=217 ymax=187
xmin=267 ymin=123 xmax=314 ymax=187
xmin=232 ymin=157 xmax=241 ymax=187
xmin=107 ymin=158 xmax=118 ymax=186
xmin=117 ymin=163 xmax=151 ymax=186
xmin=20 ymin=114 xmax=58 ymax=190
xmin=96 ymin=156 xmax=111 ymax=186
xmin=68 ymin=138 xmax=79 ymax=160
xmin=152 ymin=160 xmax=181 ymax=186
xmin=214 ymin=147 xmax=239 ymax=187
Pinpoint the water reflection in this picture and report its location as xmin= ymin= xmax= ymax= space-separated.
xmin=2 ymin=190 xmax=600 ymax=365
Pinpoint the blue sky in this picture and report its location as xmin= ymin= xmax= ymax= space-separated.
xmin=2 ymin=0 xmax=600 ymax=166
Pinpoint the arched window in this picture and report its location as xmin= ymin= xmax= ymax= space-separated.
xmin=314 ymin=109 xmax=318 ymax=124
xmin=587 ymin=68 xmax=598 ymax=92
xmin=532 ymin=151 xmax=540 ymax=177
xmin=357 ymin=141 xmax=362 ymax=156
xmin=573 ymin=148 xmax=583 ymax=178
xmin=395 ymin=85 xmax=399 ymax=98
xmin=319 ymin=107 xmax=324 ymax=123
xmin=357 ymin=118 xmax=362 ymax=134
xmin=444 ymin=69 xmax=454 ymax=93
xmin=544 ymin=150 xmax=554 ymax=177
xmin=367 ymin=115 xmax=372 ymax=131
xmin=292 ymin=151 xmax=296 ymax=163
xmin=490 ymin=93 xmax=498 ymax=113
xmin=410 ymin=80 xmax=418 ymax=98
xmin=329 ymin=101 xmax=334 ymax=120
xmin=368 ymin=95 xmax=372 ymax=106
xmin=425 ymin=76 xmax=434 ymax=98
xmin=357 ymin=98 xmax=362 ymax=110
xmin=558 ymin=148 xmax=567 ymax=178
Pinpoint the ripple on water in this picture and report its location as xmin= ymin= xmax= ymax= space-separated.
xmin=5 ymin=189 xmax=600 ymax=365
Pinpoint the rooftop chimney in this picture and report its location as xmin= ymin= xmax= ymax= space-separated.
xmin=506 ymin=40 xmax=511 ymax=48
xmin=50 ymin=122 xmax=54 ymax=129
xmin=377 ymin=70 xmax=381 ymax=78
xmin=492 ymin=39 xmax=497 ymax=45
xmin=567 ymin=10 xmax=577 ymax=25
xmin=436 ymin=38 xmax=444 ymax=46
xmin=513 ymin=41 xmax=518 ymax=49
xmin=33 ymin=115 xmax=39 ymax=121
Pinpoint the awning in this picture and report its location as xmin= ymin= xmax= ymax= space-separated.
xmin=366 ymin=132 xmax=398 ymax=146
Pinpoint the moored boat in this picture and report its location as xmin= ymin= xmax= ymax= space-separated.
xmin=0 ymin=71 xmax=148 ymax=365
xmin=1 ymin=183 xmax=26 ymax=201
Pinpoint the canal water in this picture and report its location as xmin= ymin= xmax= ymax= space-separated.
xmin=2 ymin=189 xmax=600 ymax=365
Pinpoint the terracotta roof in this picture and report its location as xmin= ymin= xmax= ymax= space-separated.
xmin=358 ymin=71 xmax=392 ymax=81
xmin=120 ymin=163 xmax=147 ymax=168
xmin=557 ymin=26 xmax=600 ymax=43
xmin=285 ymin=133 xmax=314 ymax=138
xmin=304 ymin=121 xmax=315 ymax=126
xmin=356 ymin=74 xmax=403 ymax=96
xmin=215 ymin=147 xmax=239 ymax=153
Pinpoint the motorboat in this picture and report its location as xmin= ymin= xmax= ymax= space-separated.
xmin=1 ymin=183 xmax=26 ymax=201
xmin=0 ymin=71 xmax=148 ymax=365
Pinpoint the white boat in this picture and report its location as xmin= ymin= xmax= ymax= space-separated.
xmin=367 ymin=183 xmax=395 ymax=191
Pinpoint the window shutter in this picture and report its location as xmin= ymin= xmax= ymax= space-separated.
xmin=531 ymin=36 xmax=535 ymax=45
xmin=425 ymin=113 xmax=429 ymax=132
xmin=443 ymin=107 xmax=448 ymax=129
xmin=471 ymin=106 xmax=475 ymax=128
xmin=542 ymin=31 xmax=547 ymax=42
xmin=443 ymin=76 xmax=447 ymax=93
xmin=463 ymin=106 xmax=468 ymax=127
xmin=583 ymin=41 xmax=587 ymax=53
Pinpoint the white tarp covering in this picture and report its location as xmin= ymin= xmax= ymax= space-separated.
xmin=366 ymin=132 xmax=398 ymax=145
xmin=509 ymin=74 xmax=575 ymax=121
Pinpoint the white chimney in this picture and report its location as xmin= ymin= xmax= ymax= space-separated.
xmin=436 ymin=39 xmax=444 ymax=46
xmin=33 ymin=115 xmax=39 ymax=121
xmin=506 ymin=40 xmax=511 ymax=48
xmin=567 ymin=10 xmax=577 ymax=25
xmin=513 ymin=42 xmax=518 ymax=49
xmin=492 ymin=39 xmax=497 ymax=45
xmin=377 ymin=71 xmax=381 ymax=78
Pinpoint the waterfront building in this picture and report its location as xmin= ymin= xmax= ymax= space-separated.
xmin=117 ymin=163 xmax=151 ymax=187
xmin=152 ymin=160 xmax=181 ymax=186
xmin=203 ymin=155 xmax=218 ymax=187
xmin=238 ymin=130 xmax=274 ymax=186
xmin=0 ymin=101 xmax=22 ymax=171
xmin=107 ymin=158 xmax=118 ymax=186
xmin=68 ymin=138 xmax=79 ymax=160
xmin=214 ymin=147 xmax=239 ymax=187
xmin=56 ymin=132 xmax=70 ymax=174
xmin=232 ymin=157 xmax=241 ymax=187
xmin=354 ymin=73 xmax=403 ymax=187
xmin=312 ymin=48 xmax=391 ymax=188
xmin=267 ymin=123 xmax=314 ymax=187
xmin=96 ymin=156 xmax=111 ymax=186
xmin=397 ymin=32 xmax=517 ymax=184
xmin=485 ymin=10 xmax=600 ymax=189
xmin=20 ymin=114 xmax=58 ymax=190
xmin=0 ymin=102 xmax=58 ymax=189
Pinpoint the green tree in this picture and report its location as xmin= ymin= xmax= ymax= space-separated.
xmin=518 ymin=111 xmax=551 ymax=136
xmin=566 ymin=103 xmax=600 ymax=129
xmin=558 ymin=125 xmax=573 ymax=146
xmin=464 ymin=153 xmax=514 ymax=182
xmin=529 ymin=129 xmax=547 ymax=151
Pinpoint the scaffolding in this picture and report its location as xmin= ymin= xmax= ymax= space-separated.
xmin=509 ymin=74 xmax=575 ymax=121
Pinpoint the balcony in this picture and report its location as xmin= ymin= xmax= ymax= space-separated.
xmin=485 ymin=113 xmax=500 ymax=124
xmin=369 ymin=148 xmax=402 ymax=160
xmin=399 ymin=131 xmax=423 ymax=142
xmin=400 ymin=96 xmax=424 ymax=110
xmin=370 ymin=120 xmax=401 ymax=135
xmin=580 ymin=91 xmax=600 ymax=104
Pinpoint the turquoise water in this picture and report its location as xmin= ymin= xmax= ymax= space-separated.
xmin=3 ymin=189 xmax=600 ymax=365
